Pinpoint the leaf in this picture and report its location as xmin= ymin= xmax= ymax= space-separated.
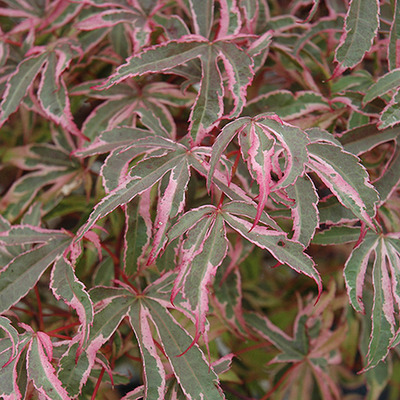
xmin=244 ymin=312 xmax=306 ymax=361
xmin=123 ymin=193 xmax=152 ymax=276
xmin=27 ymin=334 xmax=70 ymax=400
xmin=223 ymin=212 xmax=322 ymax=295
xmin=144 ymin=299 xmax=224 ymax=399
xmin=286 ymin=174 xmax=319 ymax=247
xmin=0 ymin=238 xmax=71 ymax=314
xmin=0 ymin=53 xmax=47 ymax=127
xmin=177 ymin=213 xmax=228 ymax=342
xmin=366 ymin=239 xmax=395 ymax=370
xmin=374 ymin=144 xmax=400 ymax=203
xmin=97 ymin=37 xmax=253 ymax=144
xmin=148 ymin=159 xmax=190 ymax=264
xmin=0 ymin=317 xmax=19 ymax=365
xmin=50 ymin=257 xmax=93 ymax=345
xmin=389 ymin=0 xmax=400 ymax=71
xmin=379 ymin=88 xmax=400 ymax=129
xmin=75 ymin=150 xmax=187 ymax=241
xmin=128 ymin=302 xmax=166 ymax=400
xmin=313 ymin=226 xmax=361 ymax=245
xmin=307 ymin=142 xmax=379 ymax=227
xmin=363 ymin=68 xmax=400 ymax=104
xmin=38 ymin=52 xmax=84 ymax=140
xmin=339 ymin=123 xmax=400 ymax=155
xmin=334 ymin=0 xmax=379 ymax=74
xmin=57 ymin=342 xmax=90 ymax=398
xmin=344 ymin=231 xmax=379 ymax=313
xmin=183 ymin=0 xmax=214 ymax=38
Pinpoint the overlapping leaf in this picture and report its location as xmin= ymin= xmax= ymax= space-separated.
xmin=97 ymin=36 xmax=254 ymax=144
xmin=344 ymin=233 xmax=400 ymax=369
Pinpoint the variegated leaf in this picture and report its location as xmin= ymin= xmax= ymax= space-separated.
xmin=97 ymin=37 xmax=253 ymax=144
xmin=27 ymin=333 xmax=70 ymax=400
xmin=0 ymin=53 xmax=47 ymax=127
xmin=334 ymin=0 xmax=379 ymax=75
xmin=223 ymin=212 xmax=322 ymax=294
xmin=363 ymin=69 xmax=400 ymax=104
xmin=286 ymin=175 xmax=319 ymax=247
xmin=145 ymin=299 xmax=224 ymax=399
xmin=389 ymin=0 xmax=400 ymax=70
xmin=128 ymin=302 xmax=166 ymax=400
xmin=75 ymin=149 xmax=188 ymax=241
xmin=148 ymin=159 xmax=190 ymax=264
xmin=50 ymin=257 xmax=93 ymax=345
xmin=0 ymin=238 xmax=71 ymax=314
xmin=123 ymin=193 xmax=152 ymax=275
xmin=307 ymin=142 xmax=379 ymax=227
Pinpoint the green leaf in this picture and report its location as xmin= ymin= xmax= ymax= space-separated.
xmin=0 ymin=238 xmax=70 ymax=314
xmin=129 ymin=302 xmax=166 ymax=400
xmin=223 ymin=212 xmax=322 ymax=294
xmin=0 ymin=53 xmax=47 ymax=126
xmin=286 ymin=175 xmax=319 ymax=247
xmin=334 ymin=0 xmax=379 ymax=72
xmin=344 ymin=231 xmax=379 ymax=313
xmin=307 ymin=142 xmax=379 ymax=227
xmin=363 ymin=69 xmax=400 ymax=104
xmin=145 ymin=299 xmax=224 ymax=399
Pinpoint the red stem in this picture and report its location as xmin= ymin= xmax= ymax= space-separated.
xmin=91 ymin=367 xmax=105 ymax=400
xmin=34 ymin=286 xmax=44 ymax=331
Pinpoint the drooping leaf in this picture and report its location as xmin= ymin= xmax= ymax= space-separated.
xmin=128 ymin=302 xmax=166 ymax=400
xmin=223 ymin=212 xmax=322 ymax=294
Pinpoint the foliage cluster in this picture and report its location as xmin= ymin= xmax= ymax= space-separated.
xmin=1 ymin=0 xmax=400 ymax=399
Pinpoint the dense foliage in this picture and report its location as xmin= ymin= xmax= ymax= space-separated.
xmin=1 ymin=0 xmax=400 ymax=398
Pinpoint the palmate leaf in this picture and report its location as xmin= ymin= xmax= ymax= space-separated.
xmin=208 ymin=114 xmax=309 ymax=227
xmin=344 ymin=233 xmax=400 ymax=369
xmin=75 ymin=148 xmax=188 ymax=241
xmin=81 ymin=278 xmax=224 ymax=399
xmin=334 ymin=0 xmax=379 ymax=76
xmin=97 ymin=36 xmax=254 ymax=144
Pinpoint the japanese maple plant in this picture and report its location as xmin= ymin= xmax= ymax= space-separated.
xmin=1 ymin=0 xmax=400 ymax=399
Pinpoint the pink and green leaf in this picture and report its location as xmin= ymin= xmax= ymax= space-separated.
xmin=0 ymin=52 xmax=47 ymax=126
xmin=148 ymin=159 xmax=190 ymax=264
xmin=389 ymin=0 xmax=400 ymax=70
xmin=76 ymin=150 xmax=187 ymax=241
xmin=50 ymin=257 xmax=93 ymax=346
xmin=223 ymin=212 xmax=322 ymax=294
xmin=123 ymin=193 xmax=152 ymax=275
xmin=145 ymin=299 xmax=224 ymax=399
xmin=286 ymin=174 xmax=319 ymax=247
xmin=343 ymin=231 xmax=379 ymax=313
xmin=363 ymin=69 xmax=400 ymax=104
xmin=0 ymin=238 xmax=71 ymax=314
xmin=128 ymin=302 xmax=166 ymax=400
xmin=307 ymin=142 xmax=379 ymax=227
xmin=27 ymin=334 xmax=70 ymax=400
xmin=334 ymin=0 xmax=379 ymax=75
